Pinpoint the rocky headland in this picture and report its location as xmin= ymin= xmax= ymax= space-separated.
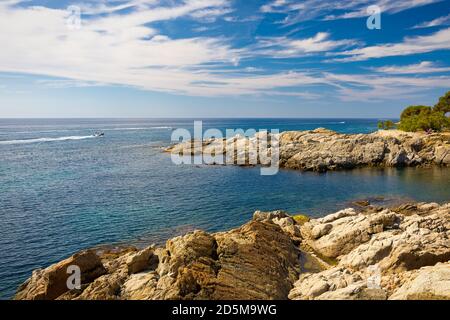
xmin=15 ymin=201 xmax=449 ymax=300
xmin=165 ymin=129 xmax=450 ymax=172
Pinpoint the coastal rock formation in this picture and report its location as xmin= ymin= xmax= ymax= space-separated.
xmin=16 ymin=219 xmax=301 ymax=300
xmin=165 ymin=129 xmax=450 ymax=172
xmin=389 ymin=263 xmax=450 ymax=300
xmin=15 ymin=250 xmax=106 ymax=300
xmin=290 ymin=202 xmax=450 ymax=300
xmin=15 ymin=202 xmax=449 ymax=300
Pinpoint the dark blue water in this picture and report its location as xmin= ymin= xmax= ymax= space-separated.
xmin=1 ymin=118 xmax=449 ymax=299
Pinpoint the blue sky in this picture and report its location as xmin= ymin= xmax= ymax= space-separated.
xmin=0 ymin=0 xmax=449 ymax=118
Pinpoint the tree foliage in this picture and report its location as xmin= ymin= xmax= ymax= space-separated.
xmin=400 ymin=105 xmax=432 ymax=121
xmin=378 ymin=120 xmax=395 ymax=130
xmin=398 ymin=91 xmax=450 ymax=132
xmin=433 ymin=91 xmax=450 ymax=114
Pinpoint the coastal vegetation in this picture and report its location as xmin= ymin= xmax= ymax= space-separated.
xmin=398 ymin=91 xmax=450 ymax=132
xmin=377 ymin=120 xmax=395 ymax=130
xmin=292 ymin=214 xmax=310 ymax=225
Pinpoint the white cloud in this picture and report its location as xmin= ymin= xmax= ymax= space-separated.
xmin=223 ymin=15 xmax=261 ymax=23
xmin=189 ymin=7 xmax=234 ymax=22
xmin=412 ymin=13 xmax=450 ymax=28
xmin=0 ymin=0 xmax=448 ymax=103
xmin=324 ymin=72 xmax=450 ymax=102
xmin=373 ymin=61 xmax=450 ymax=74
xmin=260 ymin=0 xmax=442 ymax=24
xmin=335 ymin=28 xmax=450 ymax=61
xmin=73 ymin=0 xmax=158 ymax=15
xmin=256 ymin=32 xmax=357 ymax=57
xmin=0 ymin=1 xmax=339 ymax=98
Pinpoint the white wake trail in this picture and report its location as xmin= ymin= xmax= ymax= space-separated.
xmin=0 ymin=135 xmax=97 ymax=145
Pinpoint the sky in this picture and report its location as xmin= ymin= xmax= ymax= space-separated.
xmin=0 ymin=0 xmax=449 ymax=118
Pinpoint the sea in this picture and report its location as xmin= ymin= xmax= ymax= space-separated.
xmin=1 ymin=118 xmax=449 ymax=299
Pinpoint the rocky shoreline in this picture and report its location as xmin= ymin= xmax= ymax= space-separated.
xmin=15 ymin=201 xmax=449 ymax=300
xmin=165 ymin=129 xmax=450 ymax=172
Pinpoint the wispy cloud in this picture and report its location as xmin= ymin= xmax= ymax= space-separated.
xmin=260 ymin=0 xmax=442 ymax=24
xmin=412 ymin=13 xmax=450 ymax=28
xmin=0 ymin=1 xmax=344 ymax=98
xmin=0 ymin=0 xmax=449 ymax=104
xmin=256 ymin=32 xmax=357 ymax=57
xmin=324 ymin=72 xmax=450 ymax=102
xmin=334 ymin=27 xmax=450 ymax=61
xmin=372 ymin=61 xmax=450 ymax=74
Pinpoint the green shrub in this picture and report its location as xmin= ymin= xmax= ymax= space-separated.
xmin=400 ymin=105 xmax=432 ymax=121
xmin=377 ymin=120 xmax=396 ymax=130
xmin=434 ymin=91 xmax=450 ymax=114
xmin=398 ymin=91 xmax=450 ymax=132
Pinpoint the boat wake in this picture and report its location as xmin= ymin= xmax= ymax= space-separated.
xmin=0 ymin=135 xmax=97 ymax=145
xmin=104 ymin=126 xmax=172 ymax=131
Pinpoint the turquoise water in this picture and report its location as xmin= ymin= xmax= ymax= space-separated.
xmin=0 ymin=118 xmax=449 ymax=299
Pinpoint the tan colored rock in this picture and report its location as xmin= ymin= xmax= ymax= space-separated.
xmin=211 ymin=220 xmax=300 ymax=299
xmin=126 ymin=246 xmax=155 ymax=275
xmin=74 ymin=267 xmax=129 ymax=300
xmin=15 ymin=250 xmax=106 ymax=300
xmin=389 ymin=263 xmax=450 ymax=300
xmin=340 ymin=234 xmax=394 ymax=270
xmin=307 ymin=210 xmax=399 ymax=258
xmin=15 ymin=202 xmax=449 ymax=301
xmin=121 ymin=271 xmax=159 ymax=300
xmin=311 ymin=223 xmax=332 ymax=239
xmin=288 ymin=267 xmax=363 ymax=300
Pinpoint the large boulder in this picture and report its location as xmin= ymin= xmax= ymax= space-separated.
xmin=302 ymin=210 xmax=399 ymax=258
xmin=389 ymin=263 xmax=450 ymax=300
xmin=151 ymin=220 xmax=301 ymax=300
xmin=15 ymin=250 xmax=106 ymax=300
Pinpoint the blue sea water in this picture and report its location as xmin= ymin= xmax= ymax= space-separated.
xmin=0 ymin=118 xmax=449 ymax=299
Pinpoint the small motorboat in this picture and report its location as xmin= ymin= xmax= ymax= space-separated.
xmin=94 ymin=131 xmax=105 ymax=137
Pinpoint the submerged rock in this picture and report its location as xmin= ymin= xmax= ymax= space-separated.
xmin=15 ymin=202 xmax=449 ymax=300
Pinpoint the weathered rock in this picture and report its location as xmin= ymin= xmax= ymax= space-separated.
xmin=15 ymin=250 xmax=106 ymax=300
xmin=253 ymin=210 xmax=289 ymax=221
xmin=303 ymin=210 xmax=399 ymax=258
xmin=165 ymin=129 xmax=450 ymax=172
xmin=211 ymin=220 xmax=300 ymax=299
xmin=15 ymin=202 xmax=449 ymax=301
xmin=148 ymin=220 xmax=301 ymax=300
xmin=389 ymin=263 xmax=450 ymax=300
xmin=340 ymin=233 xmax=394 ymax=270
xmin=126 ymin=246 xmax=155 ymax=275
xmin=288 ymin=267 xmax=363 ymax=300
xmin=121 ymin=272 xmax=159 ymax=300
xmin=311 ymin=223 xmax=332 ymax=239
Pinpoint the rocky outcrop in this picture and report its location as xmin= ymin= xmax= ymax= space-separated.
xmin=165 ymin=129 xmax=450 ymax=172
xmin=389 ymin=263 xmax=450 ymax=300
xmin=15 ymin=202 xmax=449 ymax=300
xmin=16 ymin=218 xmax=301 ymax=300
xmin=15 ymin=250 xmax=106 ymax=300
xmin=290 ymin=202 xmax=449 ymax=300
